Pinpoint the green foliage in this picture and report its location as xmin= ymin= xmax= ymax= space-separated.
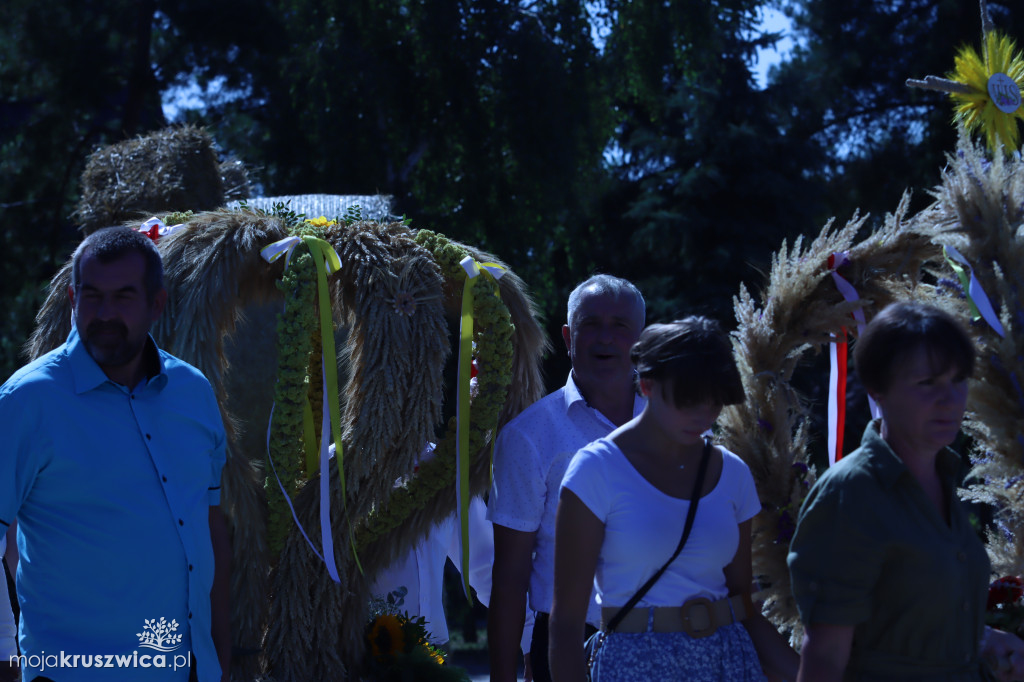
xmin=343 ymin=204 xmax=363 ymax=225
xmin=237 ymin=199 xmax=307 ymax=229
xmin=0 ymin=0 xmax=211 ymax=380
xmin=574 ymin=0 xmax=824 ymax=334
xmin=6 ymin=0 xmax=1012 ymax=397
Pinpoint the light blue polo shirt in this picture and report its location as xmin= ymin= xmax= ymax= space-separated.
xmin=0 ymin=328 xmax=226 ymax=681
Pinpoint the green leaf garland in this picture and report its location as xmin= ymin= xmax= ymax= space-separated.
xmin=266 ymin=222 xmax=328 ymax=557
xmin=355 ymin=230 xmax=514 ymax=551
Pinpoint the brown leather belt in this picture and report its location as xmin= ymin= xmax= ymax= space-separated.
xmin=600 ymin=594 xmax=752 ymax=637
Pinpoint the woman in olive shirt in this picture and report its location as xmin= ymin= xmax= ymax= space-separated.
xmin=788 ymin=302 xmax=1024 ymax=681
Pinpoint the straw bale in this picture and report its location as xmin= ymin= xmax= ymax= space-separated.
xmin=219 ymin=157 xmax=251 ymax=202
xmin=74 ymin=125 xmax=225 ymax=232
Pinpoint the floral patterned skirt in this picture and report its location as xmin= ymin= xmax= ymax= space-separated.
xmin=590 ymin=622 xmax=767 ymax=682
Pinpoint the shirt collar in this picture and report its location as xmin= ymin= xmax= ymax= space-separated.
xmin=562 ymin=371 xmax=587 ymax=411
xmin=561 ymin=371 xmax=645 ymax=419
xmin=860 ymin=419 xmax=961 ymax=488
xmin=67 ymin=327 xmax=167 ymax=394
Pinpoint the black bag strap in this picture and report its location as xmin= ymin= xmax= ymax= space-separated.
xmin=604 ymin=435 xmax=713 ymax=634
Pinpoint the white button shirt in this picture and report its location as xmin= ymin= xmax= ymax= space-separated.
xmin=487 ymin=373 xmax=645 ymax=625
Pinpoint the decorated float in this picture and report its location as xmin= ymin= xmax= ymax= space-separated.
xmin=28 ymin=124 xmax=547 ymax=680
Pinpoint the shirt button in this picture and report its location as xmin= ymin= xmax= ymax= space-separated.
xmin=162 ymin=475 xmax=167 ymax=482
xmin=179 ymin=519 xmax=184 ymax=526
xmin=130 ymin=394 xmax=135 ymax=400
xmin=188 ymin=612 xmax=192 ymax=620
xmin=145 ymin=434 xmax=152 ymax=440
xmin=189 ymin=564 xmax=193 ymax=571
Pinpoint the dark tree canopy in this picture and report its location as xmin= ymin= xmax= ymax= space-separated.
xmin=2 ymin=0 xmax=1021 ymax=383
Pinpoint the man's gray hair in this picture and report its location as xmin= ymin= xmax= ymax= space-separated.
xmin=566 ymin=274 xmax=645 ymax=329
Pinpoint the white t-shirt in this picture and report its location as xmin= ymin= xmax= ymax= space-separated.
xmin=562 ymin=438 xmax=760 ymax=607
xmin=487 ymin=374 xmax=645 ymax=623
xmin=0 ymin=536 xmax=15 ymax=660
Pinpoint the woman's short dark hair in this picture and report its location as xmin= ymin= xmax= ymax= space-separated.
xmin=630 ymin=316 xmax=745 ymax=408
xmin=853 ymin=301 xmax=975 ymax=395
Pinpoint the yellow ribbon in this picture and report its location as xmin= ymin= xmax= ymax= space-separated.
xmin=302 ymin=236 xmax=363 ymax=575
xmin=456 ymin=256 xmax=505 ymax=601
xmin=261 ymin=235 xmax=362 ymax=580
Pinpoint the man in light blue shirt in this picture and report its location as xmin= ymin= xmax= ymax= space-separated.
xmin=0 ymin=226 xmax=230 ymax=681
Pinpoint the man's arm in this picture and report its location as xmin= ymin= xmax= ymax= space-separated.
xmin=209 ymin=507 xmax=231 ymax=681
xmin=796 ymin=623 xmax=854 ymax=682
xmin=488 ymin=524 xmax=536 ymax=682
xmin=0 ymin=528 xmax=17 ymax=682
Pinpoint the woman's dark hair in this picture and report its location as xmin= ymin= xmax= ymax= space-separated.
xmin=630 ymin=316 xmax=745 ymax=408
xmin=853 ymin=301 xmax=975 ymax=395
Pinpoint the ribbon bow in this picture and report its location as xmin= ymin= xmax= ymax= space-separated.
xmin=260 ymin=236 xmax=306 ymax=269
xmin=138 ymin=217 xmax=185 ymax=244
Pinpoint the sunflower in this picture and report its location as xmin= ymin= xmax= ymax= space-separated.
xmin=947 ymin=30 xmax=1024 ymax=153
xmin=367 ymin=614 xmax=405 ymax=661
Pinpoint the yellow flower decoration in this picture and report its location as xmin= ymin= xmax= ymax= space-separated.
xmin=424 ymin=645 xmax=445 ymax=666
xmin=907 ymin=0 xmax=1024 ymax=156
xmin=305 ymin=216 xmax=338 ymax=228
xmin=947 ymin=30 xmax=1024 ymax=153
xmin=367 ymin=614 xmax=405 ymax=661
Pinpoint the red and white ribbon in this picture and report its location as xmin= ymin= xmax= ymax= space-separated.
xmin=828 ymin=253 xmax=881 ymax=466
xmin=138 ymin=217 xmax=185 ymax=243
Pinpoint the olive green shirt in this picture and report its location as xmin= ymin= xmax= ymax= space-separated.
xmin=788 ymin=421 xmax=991 ymax=681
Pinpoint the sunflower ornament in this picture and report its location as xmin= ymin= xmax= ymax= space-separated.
xmin=907 ymin=0 xmax=1024 ymax=154
xmin=364 ymin=590 xmax=471 ymax=681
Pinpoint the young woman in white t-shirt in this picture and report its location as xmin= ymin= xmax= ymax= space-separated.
xmin=548 ymin=317 xmax=798 ymax=682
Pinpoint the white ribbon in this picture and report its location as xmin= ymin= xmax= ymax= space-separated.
xmin=460 ymin=256 xmax=506 ymax=281
xmin=260 ymin=236 xmax=304 ymax=269
xmin=318 ymin=364 xmax=341 ymax=582
xmin=265 ymin=398 xmax=340 ymax=582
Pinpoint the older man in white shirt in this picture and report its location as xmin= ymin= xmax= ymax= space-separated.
xmin=487 ymin=275 xmax=645 ymax=682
